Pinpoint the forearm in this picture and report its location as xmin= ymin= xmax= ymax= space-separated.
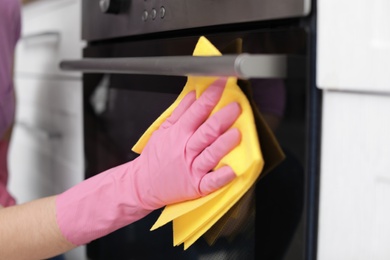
xmin=0 ymin=79 xmax=239 ymax=258
xmin=0 ymin=196 xmax=75 ymax=260
xmin=0 ymin=162 xmax=150 ymax=259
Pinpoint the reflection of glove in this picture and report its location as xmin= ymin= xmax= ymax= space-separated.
xmin=56 ymin=78 xmax=241 ymax=246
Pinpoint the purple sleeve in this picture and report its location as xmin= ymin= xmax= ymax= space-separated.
xmin=0 ymin=140 xmax=16 ymax=206
xmin=0 ymin=0 xmax=21 ymax=138
xmin=0 ymin=0 xmax=20 ymax=206
xmin=251 ymin=78 xmax=286 ymax=117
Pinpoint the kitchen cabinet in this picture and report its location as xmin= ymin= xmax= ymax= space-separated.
xmin=317 ymin=0 xmax=390 ymax=259
xmin=8 ymin=0 xmax=85 ymax=259
xmin=15 ymin=0 xmax=83 ymax=78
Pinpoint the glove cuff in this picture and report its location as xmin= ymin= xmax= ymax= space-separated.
xmin=55 ymin=161 xmax=152 ymax=245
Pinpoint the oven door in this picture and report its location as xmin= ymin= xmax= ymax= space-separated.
xmin=73 ymin=28 xmax=309 ymax=259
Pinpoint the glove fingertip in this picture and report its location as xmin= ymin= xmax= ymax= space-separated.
xmin=227 ymin=128 xmax=241 ymax=145
xmin=199 ymin=166 xmax=236 ymax=195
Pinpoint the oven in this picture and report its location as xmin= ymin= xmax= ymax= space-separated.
xmin=61 ymin=0 xmax=320 ymax=259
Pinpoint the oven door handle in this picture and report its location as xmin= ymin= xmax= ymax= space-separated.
xmin=59 ymin=54 xmax=304 ymax=79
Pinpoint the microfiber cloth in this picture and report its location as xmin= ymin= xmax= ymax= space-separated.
xmin=132 ymin=36 xmax=264 ymax=249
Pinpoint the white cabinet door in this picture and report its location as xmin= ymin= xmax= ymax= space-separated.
xmin=317 ymin=0 xmax=390 ymax=93
xmin=9 ymin=77 xmax=84 ymax=201
xmin=318 ymin=91 xmax=390 ymax=260
xmin=15 ymin=0 xmax=84 ymax=79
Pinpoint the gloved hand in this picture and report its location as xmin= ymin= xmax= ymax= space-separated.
xmin=56 ymin=78 xmax=241 ymax=245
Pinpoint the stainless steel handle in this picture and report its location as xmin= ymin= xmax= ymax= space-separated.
xmin=17 ymin=121 xmax=62 ymax=140
xmin=21 ymin=31 xmax=60 ymax=44
xmin=60 ymin=54 xmax=303 ymax=79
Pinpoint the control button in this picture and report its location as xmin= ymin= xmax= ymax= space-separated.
xmin=151 ymin=8 xmax=157 ymax=20
xmin=99 ymin=0 xmax=121 ymax=14
xmin=160 ymin=6 xmax=166 ymax=19
xmin=142 ymin=10 xmax=149 ymax=21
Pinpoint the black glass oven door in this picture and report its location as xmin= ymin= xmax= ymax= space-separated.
xmin=82 ymin=28 xmax=308 ymax=260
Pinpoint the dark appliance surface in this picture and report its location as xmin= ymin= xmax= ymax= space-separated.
xmin=81 ymin=1 xmax=320 ymax=259
xmin=83 ymin=0 xmax=311 ymax=41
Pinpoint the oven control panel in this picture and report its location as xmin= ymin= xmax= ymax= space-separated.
xmin=99 ymin=0 xmax=122 ymax=14
xmin=83 ymin=0 xmax=311 ymax=41
xmin=141 ymin=6 xmax=166 ymax=21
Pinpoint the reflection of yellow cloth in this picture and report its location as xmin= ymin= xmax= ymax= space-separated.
xmin=132 ymin=36 xmax=264 ymax=249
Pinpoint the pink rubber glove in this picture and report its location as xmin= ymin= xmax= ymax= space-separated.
xmin=56 ymin=78 xmax=241 ymax=245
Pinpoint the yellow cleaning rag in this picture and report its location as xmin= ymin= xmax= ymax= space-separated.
xmin=132 ymin=36 xmax=264 ymax=249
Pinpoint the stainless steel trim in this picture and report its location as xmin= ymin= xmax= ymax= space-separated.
xmin=83 ymin=0 xmax=310 ymax=41
xmin=21 ymin=31 xmax=60 ymax=42
xmin=60 ymin=54 xmax=294 ymax=79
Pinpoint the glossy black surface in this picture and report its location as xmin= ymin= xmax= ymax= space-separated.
xmin=83 ymin=28 xmax=311 ymax=260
